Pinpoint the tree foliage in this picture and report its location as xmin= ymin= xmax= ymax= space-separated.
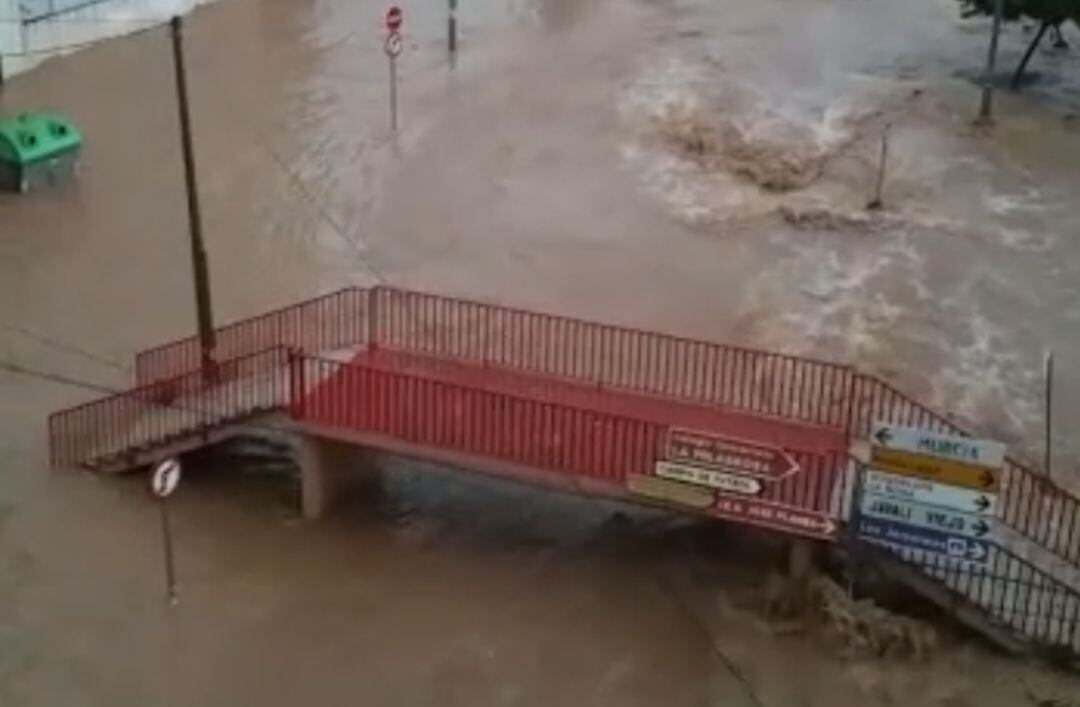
xmin=958 ymin=0 xmax=1080 ymax=24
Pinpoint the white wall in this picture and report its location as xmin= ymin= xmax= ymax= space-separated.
xmin=2 ymin=0 xmax=202 ymax=78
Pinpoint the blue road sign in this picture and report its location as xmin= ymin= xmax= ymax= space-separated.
xmin=855 ymin=516 xmax=991 ymax=564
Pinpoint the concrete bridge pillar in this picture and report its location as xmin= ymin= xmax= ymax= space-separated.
xmin=295 ymin=434 xmax=379 ymax=519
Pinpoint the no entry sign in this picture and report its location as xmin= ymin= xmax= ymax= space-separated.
xmin=385 ymin=5 xmax=403 ymax=31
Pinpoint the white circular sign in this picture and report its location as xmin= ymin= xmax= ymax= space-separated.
xmin=151 ymin=458 xmax=182 ymax=498
xmin=384 ymin=31 xmax=403 ymax=58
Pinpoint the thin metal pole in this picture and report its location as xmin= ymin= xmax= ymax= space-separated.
xmin=448 ymin=0 xmax=458 ymax=63
xmin=867 ymin=124 xmax=889 ymax=210
xmin=160 ymin=498 xmax=178 ymax=605
xmin=1044 ymin=350 xmax=1054 ymax=479
xmin=170 ymin=16 xmax=216 ymax=381
xmin=979 ymin=0 xmax=1005 ymax=122
xmin=389 ymin=54 xmax=398 ymax=132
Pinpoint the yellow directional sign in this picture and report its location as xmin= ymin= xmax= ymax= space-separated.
xmin=627 ymin=473 xmax=715 ymax=510
xmin=869 ymin=447 xmax=1000 ymax=492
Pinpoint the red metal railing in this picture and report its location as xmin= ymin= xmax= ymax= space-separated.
xmin=134 ymin=288 xmax=369 ymax=386
xmin=370 ymin=287 xmax=855 ymax=429
xmin=50 ymin=347 xmax=293 ymax=469
xmin=294 ymin=354 xmax=849 ymax=521
xmin=103 ymin=285 xmax=1080 ymax=564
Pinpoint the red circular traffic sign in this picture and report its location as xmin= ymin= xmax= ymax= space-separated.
xmin=385 ymin=5 xmax=403 ymax=31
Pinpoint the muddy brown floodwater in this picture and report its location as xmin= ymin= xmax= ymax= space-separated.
xmin=3 ymin=0 xmax=1080 ymax=704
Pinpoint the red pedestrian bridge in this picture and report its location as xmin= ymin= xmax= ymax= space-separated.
xmin=47 ymin=286 xmax=1080 ymax=661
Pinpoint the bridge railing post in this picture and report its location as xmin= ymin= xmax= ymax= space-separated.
xmin=287 ymin=347 xmax=307 ymax=418
xmin=367 ymin=287 xmax=380 ymax=352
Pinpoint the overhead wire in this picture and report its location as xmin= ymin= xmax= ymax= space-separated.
xmin=1 ymin=357 xmax=301 ymax=441
xmin=0 ymin=321 xmax=131 ymax=372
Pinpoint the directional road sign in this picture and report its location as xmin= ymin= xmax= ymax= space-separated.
xmin=870 ymin=446 xmax=999 ymax=491
xmin=628 ymin=473 xmax=715 ymax=510
xmin=666 ymin=428 xmax=800 ymax=479
xmin=713 ymin=496 xmax=837 ymax=540
xmin=856 ymin=517 xmax=991 ymax=564
xmin=863 ymin=469 xmax=995 ymax=516
xmin=655 ymin=460 xmax=763 ymax=496
xmin=871 ymin=423 xmax=1006 ymax=469
xmin=151 ymin=458 xmax=182 ymax=498
xmin=860 ymin=491 xmax=994 ymax=540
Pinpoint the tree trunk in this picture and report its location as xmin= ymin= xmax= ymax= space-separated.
xmin=1012 ymin=20 xmax=1050 ymax=90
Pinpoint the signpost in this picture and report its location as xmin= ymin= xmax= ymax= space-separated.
xmin=655 ymin=460 xmax=763 ymax=496
xmin=856 ymin=517 xmax=991 ymax=563
xmin=856 ymin=423 xmax=1004 ymax=566
xmin=448 ymin=0 xmax=458 ymax=63
xmin=860 ymin=492 xmax=994 ymax=539
xmin=666 ymin=429 xmax=800 ymax=480
xmin=384 ymin=6 xmax=404 ymax=133
xmin=151 ymin=458 xmax=182 ymax=606
xmin=628 ymin=473 xmax=714 ymax=510
xmin=863 ymin=469 xmax=996 ymax=516
xmin=871 ymin=424 xmax=1005 ymax=468
xmin=714 ymin=497 xmax=837 ymax=540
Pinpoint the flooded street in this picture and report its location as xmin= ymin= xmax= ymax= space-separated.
xmin=3 ymin=0 xmax=1080 ymax=703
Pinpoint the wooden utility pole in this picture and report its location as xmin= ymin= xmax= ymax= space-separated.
xmin=170 ymin=16 xmax=216 ymax=381
xmin=979 ymin=0 xmax=1006 ymax=122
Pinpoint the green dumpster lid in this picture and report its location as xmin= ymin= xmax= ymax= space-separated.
xmin=0 ymin=111 xmax=83 ymax=166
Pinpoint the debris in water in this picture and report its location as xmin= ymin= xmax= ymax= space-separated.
xmin=653 ymin=107 xmax=827 ymax=192
xmin=811 ymin=575 xmax=938 ymax=661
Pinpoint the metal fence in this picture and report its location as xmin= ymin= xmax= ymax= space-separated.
xmin=134 ymin=287 xmax=369 ymax=386
xmin=867 ymin=540 xmax=1080 ymax=655
xmin=294 ymin=354 xmax=849 ymax=520
xmin=50 ymin=347 xmax=293 ymax=469
xmin=370 ymin=287 xmax=856 ymax=429
xmin=109 ymin=285 xmax=1080 ymax=566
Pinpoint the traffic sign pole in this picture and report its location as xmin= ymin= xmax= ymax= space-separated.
xmin=151 ymin=459 xmax=182 ymax=606
xmin=389 ymin=51 xmax=398 ymax=133
xmin=383 ymin=7 xmax=404 ymax=134
xmin=448 ymin=0 xmax=458 ymax=63
xmin=160 ymin=496 xmax=178 ymax=606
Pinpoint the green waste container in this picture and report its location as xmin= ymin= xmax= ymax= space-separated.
xmin=0 ymin=111 xmax=83 ymax=193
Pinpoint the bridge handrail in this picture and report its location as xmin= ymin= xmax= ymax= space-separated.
xmin=861 ymin=536 xmax=1080 ymax=654
xmin=122 ymin=285 xmax=1080 ymax=564
xmin=50 ymin=347 xmax=293 ymax=468
xmin=369 ymin=286 xmax=856 ymax=429
xmin=294 ymin=352 xmax=851 ymax=521
xmin=133 ymin=287 xmax=369 ymax=386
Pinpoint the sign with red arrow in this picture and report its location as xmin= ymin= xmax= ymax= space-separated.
xmin=666 ymin=429 xmax=800 ymax=480
xmin=713 ymin=496 xmax=838 ymax=540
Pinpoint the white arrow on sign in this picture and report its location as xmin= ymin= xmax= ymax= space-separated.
xmin=384 ymin=31 xmax=403 ymax=58
xmin=871 ymin=422 xmax=1005 ymax=469
xmin=151 ymin=458 xmax=182 ymax=498
xmin=863 ymin=469 xmax=996 ymax=516
xmin=655 ymin=461 xmax=763 ymax=496
xmin=860 ymin=491 xmax=995 ymax=541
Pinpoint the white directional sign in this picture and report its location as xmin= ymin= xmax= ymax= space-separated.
xmin=860 ymin=491 xmax=995 ymax=541
xmin=151 ymin=458 xmax=182 ymax=498
xmin=863 ymin=469 xmax=996 ymax=517
xmin=384 ymin=31 xmax=403 ymax=58
xmin=871 ymin=423 xmax=1006 ymax=469
xmin=859 ymin=422 xmax=1005 ymax=567
xmin=655 ymin=461 xmax=763 ymax=496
